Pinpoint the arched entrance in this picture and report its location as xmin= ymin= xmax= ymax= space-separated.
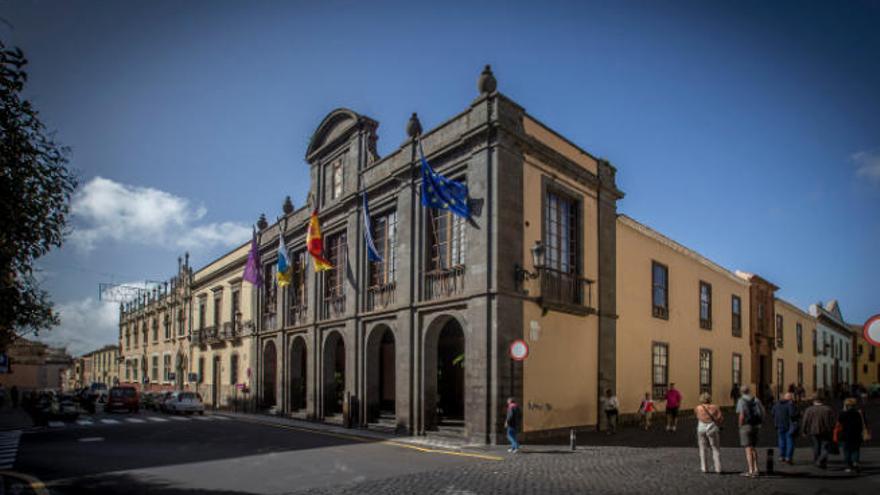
xmin=290 ymin=337 xmax=307 ymax=412
xmin=322 ymin=332 xmax=345 ymax=418
xmin=424 ymin=316 xmax=465 ymax=431
xmin=262 ymin=341 xmax=277 ymax=409
xmin=366 ymin=326 xmax=395 ymax=423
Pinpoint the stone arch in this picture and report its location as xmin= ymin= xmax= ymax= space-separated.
xmin=289 ymin=336 xmax=308 ymax=412
xmin=423 ymin=313 xmax=467 ymax=431
xmin=322 ymin=331 xmax=346 ymax=417
xmin=262 ymin=340 xmax=277 ymax=409
xmin=365 ymin=324 xmax=396 ymax=423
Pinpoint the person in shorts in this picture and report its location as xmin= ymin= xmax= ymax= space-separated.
xmin=665 ymin=383 xmax=682 ymax=432
xmin=736 ymin=385 xmax=764 ymax=477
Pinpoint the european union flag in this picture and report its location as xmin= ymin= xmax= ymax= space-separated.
xmin=419 ymin=142 xmax=470 ymax=219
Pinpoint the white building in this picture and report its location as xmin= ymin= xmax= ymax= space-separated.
xmin=809 ymin=300 xmax=854 ymax=395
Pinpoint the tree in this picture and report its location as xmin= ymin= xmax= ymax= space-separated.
xmin=0 ymin=41 xmax=78 ymax=348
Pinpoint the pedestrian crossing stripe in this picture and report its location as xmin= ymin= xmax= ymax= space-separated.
xmin=48 ymin=421 xmax=65 ymax=428
xmin=0 ymin=430 xmax=21 ymax=470
xmin=213 ymin=415 xmax=229 ymax=420
xmin=77 ymin=420 xmax=94 ymax=426
xmin=125 ymin=418 xmax=146 ymax=423
xmin=168 ymin=416 xmax=189 ymax=421
xmin=192 ymin=416 xmax=212 ymax=421
xmin=147 ymin=417 xmax=169 ymax=422
xmin=100 ymin=419 xmax=120 ymax=424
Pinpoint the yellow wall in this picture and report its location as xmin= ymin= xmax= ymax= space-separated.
xmin=773 ymin=299 xmax=817 ymax=394
xmin=523 ymin=116 xmax=598 ymax=175
xmin=616 ymin=216 xmax=752 ymax=414
xmin=520 ymin=153 xmax=600 ymax=432
xmin=855 ymin=330 xmax=879 ymax=386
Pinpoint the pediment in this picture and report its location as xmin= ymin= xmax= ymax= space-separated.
xmin=305 ymin=108 xmax=361 ymax=162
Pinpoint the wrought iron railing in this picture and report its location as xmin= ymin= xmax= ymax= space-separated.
xmin=365 ymin=282 xmax=396 ymax=311
xmin=424 ymin=265 xmax=465 ymax=301
xmin=262 ymin=312 xmax=277 ymax=332
xmin=320 ymin=293 xmax=346 ymax=320
xmin=538 ymin=267 xmax=594 ymax=309
xmin=288 ymin=305 xmax=308 ymax=327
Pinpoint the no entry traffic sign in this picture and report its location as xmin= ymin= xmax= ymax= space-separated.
xmin=865 ymin=314 xmax=880 ymax=347
xmin=509 ymin=339 xmax=529 ymax=361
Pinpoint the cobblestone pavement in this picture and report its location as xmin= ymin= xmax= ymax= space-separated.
xmin=296 ymin=446 xmax=879 ymax=495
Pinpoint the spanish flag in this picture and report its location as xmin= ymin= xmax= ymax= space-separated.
xmin=306 ymin=210 xmax=333 ymax=272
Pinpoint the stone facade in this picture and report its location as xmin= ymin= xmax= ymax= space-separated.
xmin=810 ymin=300 xmax=854 ymax=395
xmin=80 ymin=344 xmax=119 ymax=387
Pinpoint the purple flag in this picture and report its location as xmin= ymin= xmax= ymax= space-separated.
xmin=242 ymin=227 xmax=262 ymax=285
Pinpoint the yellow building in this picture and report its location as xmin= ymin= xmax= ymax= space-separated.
xmin=616 ymin=215 xmax=752 ymax=414
xmin=772 ymin=298 xmax=817 ymax=396
xmin=119 ymin=256 xmax=193 ymax=392
xmin=853 ymin=322 xmax=879 ymax=386
xmin=190 ymin=241 xmax=257 ymax=409
xmin=82 ymin=345 xmax=119 ymax=387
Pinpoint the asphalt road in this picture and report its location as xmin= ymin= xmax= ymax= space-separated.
xmin=13 ymin=412 xmax=476 ymax=494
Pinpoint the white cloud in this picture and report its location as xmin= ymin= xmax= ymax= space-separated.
xmin=70 ymin=177 xmax=249 ymax=252
xmin=852 ymin=150 xmax=880 ymax=184
xmin=36 ymin=297 xmax=120 ymax=356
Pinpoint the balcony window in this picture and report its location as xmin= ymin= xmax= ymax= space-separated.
xmin=796 ymin=323 xmax=803 ymax=353
xmin=699 ymin=348 xmax=712 ymax=395
xmin=541 ymin=188 xmax=591 ymax=309
xmin=367 ymin=210 xmax=398 ymax=311
xmin=731 ymin=295 xmax=741 ymax=336
xmin=775 ymin=314 xmax=784 ymax=348
xmin=652 ymin=342 xmax=669 ymax=399
xmin=287 ymin=251 xmax=308 ymax=325
xmin=425 ymin=206 xmax=466 ymax=300
xmin=321 ymin=232 xmax=347 ymax=319
xmin=652 ymin=262 xmax=668 ymax=319
xmin=699 ymin=282 xmax=712 ymax=330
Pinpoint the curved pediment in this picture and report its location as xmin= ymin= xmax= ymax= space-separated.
xmin=305 ymin=108 xmax=362 ymax=162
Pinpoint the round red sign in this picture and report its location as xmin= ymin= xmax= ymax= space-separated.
xmin=865 ymin=314 xmax=880 ymax=347
xmin=509 ymin=339 xmax=529 ymax=361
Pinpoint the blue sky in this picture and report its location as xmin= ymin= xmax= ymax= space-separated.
xmin=2 ymin=0 xmax=878 ymax=354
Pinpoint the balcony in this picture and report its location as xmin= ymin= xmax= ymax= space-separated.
xmin=538 ymin=267 xmax=595 ymax=315
xmin=320 ymin=293 xmax=346 ymax=320
xmin=262 ymin=312 xmax=277 ymax=332
xmin=365 ymin=282 xmax=396 ymax=312
xmin=288 ymin=305 xmax=308 ymax=327
xmin=424 ymin=265 xmax=465 ymax=301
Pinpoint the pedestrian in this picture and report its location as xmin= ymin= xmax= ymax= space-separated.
xmin=10 ymin=386 xmax=19 ymax=409
xmin=801 ymin=395 xmax=836 ymax=469
xmin=638 ymin=392 xmax=655 ymax=430
xmin=730 ymin=383 xmax=741 ymax=404
xmin=736 ymin=384 xmax=764 ymax=477
xmin=665 ymin=383 xmax=682 ymax=432
xmin=505 ymin=397 xmax=521 ymax=453
xmin=771 ymin=392 xmax=799 ymax=464
xmin=695 ymin=392 xmax=723 ymax=474
xmin=835 ymin=398 xmax=867 ymax=473
xmin=602 ymin=389 xmax=619 ymax=434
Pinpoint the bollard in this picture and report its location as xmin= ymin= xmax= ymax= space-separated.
xmin=570 ymin=429 xmax=577 ymax=450
xmin=766 ymin=448 xmax=774 ymax=475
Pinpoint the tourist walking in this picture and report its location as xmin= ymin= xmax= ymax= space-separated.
xmin=835 ymin=398 xmax=867 ymax=473
xmin=602 ymin=389 xmax=619 ymax=434
xmin=665 ymin=383 xmax=682 ymax=432
xmin=505 ymin=397 xmax=522 ymax=453
xmin=736 ymin=385 xmax=764 ymax=477
xmin=802 ymin=395 xmax=836 ymax=469
xmin=638 ymin=392 xmax=655 ymax=430
xmin=771 ymin=392 xmax=799 ymax=464
xmin=695 ymin=392 xmax=723 ymax=474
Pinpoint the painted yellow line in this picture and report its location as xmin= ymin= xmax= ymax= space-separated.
xmin=228 ymin=416 xmax=503 ymax=461
xmin=0 ymin=470 xmax=51 ymax=495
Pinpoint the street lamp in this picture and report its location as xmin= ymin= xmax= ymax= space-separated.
xmin=514 ymin=240 xmax=546 ymax=282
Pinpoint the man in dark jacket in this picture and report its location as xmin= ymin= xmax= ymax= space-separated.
xmin=505 ymin=397 xmax=522 ymax=453
xmin=771 ymin=392 xmax=799 ymax=463
xmin=801 ymin=396 xmax=837 ymax=468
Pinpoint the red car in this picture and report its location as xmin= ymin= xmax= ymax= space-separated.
xmin=107 ymin=386 xmax=139 ymax=413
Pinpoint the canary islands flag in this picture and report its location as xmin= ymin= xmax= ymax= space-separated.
xmin=307 ymin=210 xmax=333 ymax=272
xmin=276 ymin=235 xmax=292 ymax=286
xmin=419 ymin=141 xmax=470 ymax=219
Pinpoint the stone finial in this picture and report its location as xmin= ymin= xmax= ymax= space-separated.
xmin=184 ymin=252 xmax=190 ymax=267
xmin=406 ymin=112 xmax=422 ymax=138
xmin=282 ymin=196 xmax=294 ymax=215
xmin=478 ymin=64 xmax=497 ymax=95
xmin=257 ymin=213 xmax=268 ymax=231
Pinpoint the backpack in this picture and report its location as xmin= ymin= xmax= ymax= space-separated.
xmin=742 ymin=398 xmax=763 ymax=426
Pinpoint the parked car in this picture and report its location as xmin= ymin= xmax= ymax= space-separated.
xmin=164 ymin=391 xmax=205 ymax=415
xmin=141 ymin=392 xmax=161 ymax=411
xmin=156 ymin=392 xmax=173 ymax=413
xmin=107 ymin=386 xmax=139 ymax=413
xmin=57 ymin=393 xmax=80 ymax=421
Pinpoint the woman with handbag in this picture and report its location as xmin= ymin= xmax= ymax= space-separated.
xmin=835 ymin=397 xmax=868 ymax=473
xmin=695 ymin=392 xmax=724 ymax=474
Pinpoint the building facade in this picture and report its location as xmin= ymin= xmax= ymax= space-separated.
xmin=735 ymin=272 xmax=778 ymax=401
xmin=853 ymin=322 xmax=879 ymax=386
xmin=81 ymin=345 xmax=119 ymax=387
xmin=772 ymin=298 xmax=817 ymax=396
xmin=3 ymin=337 xmax=72 ymax=391
xmin=190 ymin=242 xmax=257 ymax=409
xmin=616 ymin=215 xmax=752 ymax=414
xmin=119 ymin=256 xmax=193 ymax=392
xmin=810 ymin=300 xmax=854 ymax=395
xmin=250 ymin=66 xmax=620 ymax=443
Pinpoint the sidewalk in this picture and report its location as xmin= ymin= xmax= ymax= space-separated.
xmin=0 ymin=406 xmax=33 ymax=431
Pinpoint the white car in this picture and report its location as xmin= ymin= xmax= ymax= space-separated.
xmin=163 ymin=391 xmax=205 ymax=415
